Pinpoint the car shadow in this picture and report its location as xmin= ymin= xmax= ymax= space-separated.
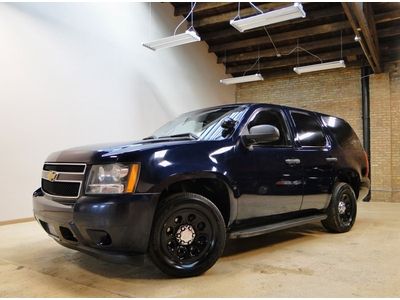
xmin=66 ymin=223 xmax=327 ymax=280
xmin=223 ymin=223 xmax=326 ymax=257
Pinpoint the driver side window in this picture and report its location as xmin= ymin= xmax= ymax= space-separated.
xmin=246 ymin=109 xmax=291 ymax=147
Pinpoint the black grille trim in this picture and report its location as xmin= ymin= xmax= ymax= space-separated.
xmin=42 ymin=179 xmax=81 ymax=197
xmin=41 ymin=163 xmax=86 ymax=200
xmin=43 ymin=164 xmax=85 ymax=173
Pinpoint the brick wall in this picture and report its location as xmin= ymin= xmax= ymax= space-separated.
xmin=370 ymin=62 xmax=400 ymax=202
xmin=236 ymin=63 xmax=400 ymax=202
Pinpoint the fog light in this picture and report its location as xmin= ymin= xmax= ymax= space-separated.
xmin=87 ymin=229 xmax=112 ymax=246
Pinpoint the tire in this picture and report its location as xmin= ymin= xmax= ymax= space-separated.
xmin=149 ymin=192 xmax=226 ymax=277
xmin=322 ymin=182 xmax=357 ymax=233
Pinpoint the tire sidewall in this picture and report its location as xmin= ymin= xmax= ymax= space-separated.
xmin=149 ymin=193 xmax=226 ymax=277
xmin=325 ymin=182 xmax=357 ymax=233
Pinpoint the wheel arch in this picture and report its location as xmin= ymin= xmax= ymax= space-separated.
xmin=154 ymin=172 xmax=237 ymax=227
xmin=335 ymin=168 xmax=361 ymax=199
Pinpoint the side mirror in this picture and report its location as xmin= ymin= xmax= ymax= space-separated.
xmin=242 ymin=124 xmax=280 ymax=146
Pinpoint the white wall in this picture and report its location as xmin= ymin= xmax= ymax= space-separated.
xmin=0 ymin=3 xmax=235 ymax=221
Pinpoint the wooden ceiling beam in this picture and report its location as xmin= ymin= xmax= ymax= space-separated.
xmin=226 ymin=47 xmax=363 ymax=74
xmin=342 ymin=3 xmax=381 ymax=73
xmin=203 ymin=8 xmax=400 ymax=43
xmin=217 ymin=35 xmax=356 ymax=64
xmin=230 ymin=60 xmax=364 ymax=78
xmin=202 ymin=5 xmax=345 ymax=42
xmin=173 ymin=3 xmax=234 ymax=17
xmin=210 ymin=20 xmax=350 ymax=53
xmin=375 ymin=9 xmax=400 ymax=24
xmin=352 ymin=3 xmax=382 ymax=73
xmin=378 ymin=25 xmax=400 ymax=39
xmin=193 ymin=3 xmax=290 ymax=28
xmin=218 ymin=23 xmax=399 ymax=65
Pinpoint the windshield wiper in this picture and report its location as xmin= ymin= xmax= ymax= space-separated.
xmin=143 ymin=135 xmax=156 ymax=140
xmin=158 ymin=133 xmax=199 ymax=140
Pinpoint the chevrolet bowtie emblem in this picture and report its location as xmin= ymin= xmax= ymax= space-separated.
xmin=47 ymin=171 xmax=59 ymax=182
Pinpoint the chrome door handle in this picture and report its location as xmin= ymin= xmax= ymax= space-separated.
xmin=326 ymin=157 xmax=338 ymax=163
xmin=285 ymin=158 xmax=301 ymax=165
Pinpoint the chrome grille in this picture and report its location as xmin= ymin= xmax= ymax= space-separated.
xmin=41 ymin=163 xmax=86 ymax=201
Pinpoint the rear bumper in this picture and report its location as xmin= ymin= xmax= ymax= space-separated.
xmin=33 ymin=190 xmax=159 ymax=254
xmin=358 ymin=177 xmax=371 ymax=202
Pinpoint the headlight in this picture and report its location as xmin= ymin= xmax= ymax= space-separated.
xmin=85 ymin=163 xmax=140 ymax=194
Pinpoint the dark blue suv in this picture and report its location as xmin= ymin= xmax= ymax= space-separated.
xmin=33 ymin=103 xmax=370 ymax=277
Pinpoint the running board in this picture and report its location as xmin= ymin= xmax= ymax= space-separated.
xmin=229 ymin=214 xmax=327 ymax=239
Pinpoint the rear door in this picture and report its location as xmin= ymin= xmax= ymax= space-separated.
xmin=288 ymin=110 xmax=335 ymax=210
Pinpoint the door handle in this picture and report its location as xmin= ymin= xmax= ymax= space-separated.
xmin=326 ymin=157 xmax=338 ymax=163
xmin=285 ymin=158 xmax=301 ymax=165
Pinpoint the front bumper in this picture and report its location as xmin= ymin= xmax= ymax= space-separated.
xmin=33 ymin=190 xmax=159 ymax=254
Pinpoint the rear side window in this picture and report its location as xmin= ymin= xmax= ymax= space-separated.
xmin=321 ymin=116 xmax=362 ymax=150
xmin=291 ymin=111 xmax=326 ymax=147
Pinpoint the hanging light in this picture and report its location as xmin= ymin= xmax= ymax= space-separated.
xmin=230 ymin=3 xmax=306 ymax=33
xmin=142 ymin=28 xmax=200 ymax=51
xmin=220 ymin=73 xmax=264 ymax=85
xmin=293 ymin=60 xmax=346 ymax=74
xmin=142 ymin=2 xmax=200 ymax=51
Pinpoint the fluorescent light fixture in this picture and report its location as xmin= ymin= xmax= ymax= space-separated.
xmin=142 ymin=28 xmax=200 ymax=51
xmin=230 ymin=3 xmax=306 ymax=32
xmin=293 ymin=60 xmax=346 ymax=74
xmin=220 ymin=73 xmax=264 ymax=85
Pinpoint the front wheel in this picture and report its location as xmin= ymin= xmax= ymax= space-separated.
xmin=149 ymin=193 xmax=226 ymax=277
xmin=322 ymin=182 xmax=357 ymax=233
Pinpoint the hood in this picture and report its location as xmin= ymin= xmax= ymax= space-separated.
xmin=45 ymin=138 xmax=197 ymax=164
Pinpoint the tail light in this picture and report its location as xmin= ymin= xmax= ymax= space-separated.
xmin=364 ymin=151 xmax=369 ymax=178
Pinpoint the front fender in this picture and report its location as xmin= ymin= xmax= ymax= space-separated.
xmin=149 ymin=171 xmax=238 ymax=226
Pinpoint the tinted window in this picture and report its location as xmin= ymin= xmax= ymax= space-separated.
xmin=321 ymin=116 xmax=362 ymax=149
xmin=291 ymin=112 xmax=326 ymax=147
xmin=246 ymin=109 xmax=290 ymax=146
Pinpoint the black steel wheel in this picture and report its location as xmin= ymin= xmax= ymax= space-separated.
xmin=322 ymin=182 xmax=357 ymax=233
xmin=149 ymin=193 xmax=226 ymax=277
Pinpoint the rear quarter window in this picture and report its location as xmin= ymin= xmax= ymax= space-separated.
xmin=321 ymin=116 xmax=362 ymax=150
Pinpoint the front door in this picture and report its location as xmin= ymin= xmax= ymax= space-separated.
xmin=233 ymin=108 xmax=303 ymax=221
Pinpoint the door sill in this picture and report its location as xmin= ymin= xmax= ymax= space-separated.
xmin=229 ymin=214 xmax=327 ymax=239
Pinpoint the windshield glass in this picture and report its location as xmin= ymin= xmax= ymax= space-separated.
xmin=150 ymin=105 xmax=247 ymax=141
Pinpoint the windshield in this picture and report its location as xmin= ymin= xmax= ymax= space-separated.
xmin=149 ymin=105 xmax=247 ymax=141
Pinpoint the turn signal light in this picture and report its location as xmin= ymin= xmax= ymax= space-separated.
xmin=125 ymin=164 xmax=140 ymax=193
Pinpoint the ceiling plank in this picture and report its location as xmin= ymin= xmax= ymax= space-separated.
xmin=218 ymin=22 xmax=399 ymax=65
xmin=173 ymin=3 xmax=234 ymax=17
xmin=375 ymin=9 xmax=400 ymax=24
xmin=218 ymin=35 xmax=356 ymax=64
xmin=204 ymin=8 xmax=400 ymax=43
xmin=202 ymin=5 xmax=345 ymax=42
xmin=227 ymin=47 xmax=364 ymax=74
xmin=378 ymin=25 xmax=400 ymax=39
xmin=209 ymin=21 xmax=350 ymax=53
xmin=193 ymin=3 xmax=290 ymax=28
xmin=230 ymin=61 xmax=365 ymax=78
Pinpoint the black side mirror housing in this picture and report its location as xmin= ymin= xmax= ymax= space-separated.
xmin=242 ymin=124 xmax=280 ymax=146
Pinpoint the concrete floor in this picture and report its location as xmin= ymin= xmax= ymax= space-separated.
xmin=0 ymin=201 xmax=399 ymax=297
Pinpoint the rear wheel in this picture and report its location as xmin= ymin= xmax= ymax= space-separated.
xmin=322 ymin=182 xmax=357 ymax=233
xmin=149 ymin=193 xmax=226 ymax=277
